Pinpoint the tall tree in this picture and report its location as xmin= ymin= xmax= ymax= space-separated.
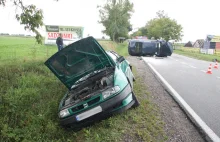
xmin=98 ymin=0 xmax=133 ymax=41
xmin=0 ymin=0 xmax=58 ymax=44
xmin=156 ymin=10 xmax=167 ymax=19
xmin=146 ymin=11 xmax=183 ymax=41
xmin=131 ymin=27 xmax=148 ymax=37
xmin=131 ymin=10 xmax=183 ymax=41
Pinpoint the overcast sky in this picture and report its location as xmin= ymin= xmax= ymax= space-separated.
xmin=0 ymin=0 xmax=220 ymax=42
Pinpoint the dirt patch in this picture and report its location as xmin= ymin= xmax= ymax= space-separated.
xmin=127 ymin=56 xmax=205 ymax=142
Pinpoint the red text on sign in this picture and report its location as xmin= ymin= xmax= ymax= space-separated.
xmin=48 ymin=33 xmax=73 ymax=39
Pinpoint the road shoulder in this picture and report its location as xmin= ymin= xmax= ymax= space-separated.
xmin=127 ymin=56 xmax=205 ymax=142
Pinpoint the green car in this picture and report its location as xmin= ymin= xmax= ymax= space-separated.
xmin=44 ymin=36 xmax=139 ymax=128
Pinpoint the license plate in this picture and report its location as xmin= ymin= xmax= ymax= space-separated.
xmin=76 ymin=106 xmax=102 ymax=121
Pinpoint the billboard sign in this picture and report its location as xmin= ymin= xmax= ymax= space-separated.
xmin=211 ymin=36 xmax=220 ymax=42
xmin=45 ymin=25 xmax=84 ymax=45
xmin=206 ymin=35 xmax=220 ymax=42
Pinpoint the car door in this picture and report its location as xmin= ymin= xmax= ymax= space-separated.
xmin=135 ymin=42 xmax=143 ymax=55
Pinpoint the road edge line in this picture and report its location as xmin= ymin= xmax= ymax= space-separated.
xmin=141 ymin=57 xmax=220 ymax=142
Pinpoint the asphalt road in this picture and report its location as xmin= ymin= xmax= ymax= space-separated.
xmin=142 ymin=53 xmax=220 ymax=138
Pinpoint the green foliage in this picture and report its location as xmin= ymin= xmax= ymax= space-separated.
xmin=0 ymin=62 xmax=70 ymax=142
xmin=15 ymin=4 xmax=44 ymax=44
xmin=156 ymin=10 xmax=168 ymax=19
xmin=0 ymin=37 xmax=166 ymax=141
xmin=98 ymin=0 xmax=133 ymax=41
xmin=131 ymin=10 xmax=183 ymax=41
xmin=146 ymin=19 xmax=182 ymax=41
xmin=99 ymin=40 xmax=129 ymax=57
xmin=131 ymin=27 xmax=148 ymax=37
xmin=0 ymin=0 xmax=54 ymax=44
xmin=115 ymin=42 xmax=129 ymax=57
xmin=174 ymin=47 xmax=220 ymax=61
xmin=0 ymin=36 xmax=57 ymax=64
xmin=146 ymin=11 xmax=183 ymax=41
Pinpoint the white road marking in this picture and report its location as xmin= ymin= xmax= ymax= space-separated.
xmin=189 ymin=65 xmax=197 ymax=69
xmin=145 ymin=61 xmax=220 ymax=142
xmin=200 ymin=70 xmax=206 ymax=73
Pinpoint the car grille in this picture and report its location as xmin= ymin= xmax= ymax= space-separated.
xmin=87 ymin=97 xmax=100 ymax=106
xmin=71 ymin=96 xmax=101 ymax=113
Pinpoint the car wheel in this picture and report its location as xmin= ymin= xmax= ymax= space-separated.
xmin=132 ymin=92 xmax=140 ymax=108
xmin=127 ymin=78 xmax=140 ymax=108
xmin=129 ymin=64 xmax=132 ymax=71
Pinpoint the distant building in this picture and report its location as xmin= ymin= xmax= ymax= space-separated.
xmin=203 ymin=35 xmax=220 ymax=50
xmin=118 ymin=37 xmax=126 ymax=43
xmin=193 ymin=39 xmax=204 ymax=48
xmin=184 ymin=41 xmax=194 ymax=47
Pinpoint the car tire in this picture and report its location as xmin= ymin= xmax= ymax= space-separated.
xmin=127 ymin=78 xmax=140 ymax=108
xmin=132 ymin=92 xmax=140 ymax=108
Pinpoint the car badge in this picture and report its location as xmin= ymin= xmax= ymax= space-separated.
xmin=83 ymin=103 xmax=88 ymax=108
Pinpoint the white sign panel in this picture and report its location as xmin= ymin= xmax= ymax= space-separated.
xmin=45 ymin=25 xmax=84 ymax=46
xmin=200 ymin=49 xmax=214 ymax=55
xmin=207 ymin=49 xmax=214 ymax=55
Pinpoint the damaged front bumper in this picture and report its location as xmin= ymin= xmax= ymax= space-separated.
xmin=60 ymin=84 xmax=135 ymax=128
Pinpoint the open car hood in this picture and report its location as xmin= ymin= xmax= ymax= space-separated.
xmin=44 ymin=36 xmax=115 ymax=90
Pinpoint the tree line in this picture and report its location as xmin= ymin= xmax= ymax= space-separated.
xmin=131 ymin=10 xmax=183 ymax=41
xmin=0 ymin=0 xmax=183 ymax=43
xmin=98 ymin=0 xmax=183 ymax=42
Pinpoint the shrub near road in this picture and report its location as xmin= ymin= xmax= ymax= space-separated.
xmin=0 ymin=37 xmax=166 ymax=141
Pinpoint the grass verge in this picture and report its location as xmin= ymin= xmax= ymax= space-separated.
xmin=174 ymin=48 xmax=220 ymax=62
xmin=0 ymin=37 xmax=166 ymax=141
xmin=99 ymin=41 xmax=129 ymax=57
xmin=0 ymin=62 xmax=166 ymax=142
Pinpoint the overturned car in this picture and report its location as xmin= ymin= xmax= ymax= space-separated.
xmin=44 ymin=36 xmax=139 ymax=128
xmin=155 ymin=40 xmax=173 ymax=57
xmin=128 ymin=39 xmax=173 ymax=57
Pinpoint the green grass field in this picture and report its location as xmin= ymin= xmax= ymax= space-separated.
xmin=0 ymin=36 xmax=166 ymax=142
xmin=174 ymin=47 xmax=220 ymax=61
xmin=0 ymin=36 xmax=58 ymax=64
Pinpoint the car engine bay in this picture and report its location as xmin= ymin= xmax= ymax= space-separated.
xmin=64 ymin=67 xmax=115 ymax=106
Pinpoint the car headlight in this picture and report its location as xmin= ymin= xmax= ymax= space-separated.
xmin=59 ymin=109 xmax=70 ymax=118
xmin=102 ymin=86 xmax=120 ymax=99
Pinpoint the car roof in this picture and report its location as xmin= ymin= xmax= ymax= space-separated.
xmin=129 ymin=39 xmax=157 ymax=43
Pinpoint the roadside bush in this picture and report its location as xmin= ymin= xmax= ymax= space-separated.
xmin=0 ymin=61 xmax=70 ymax=141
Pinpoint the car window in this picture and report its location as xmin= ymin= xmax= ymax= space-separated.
xmin=129 ymin=41 xmax=136 ymax=47
xmin=143 ymin=42 xmax=156 ymax=48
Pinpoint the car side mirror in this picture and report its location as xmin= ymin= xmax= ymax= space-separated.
xmin=117 ymin=56 xmax=125 ymax=63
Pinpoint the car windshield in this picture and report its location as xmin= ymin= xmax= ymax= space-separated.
xmin=106 ymin=51 xmax=118 ymax=62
